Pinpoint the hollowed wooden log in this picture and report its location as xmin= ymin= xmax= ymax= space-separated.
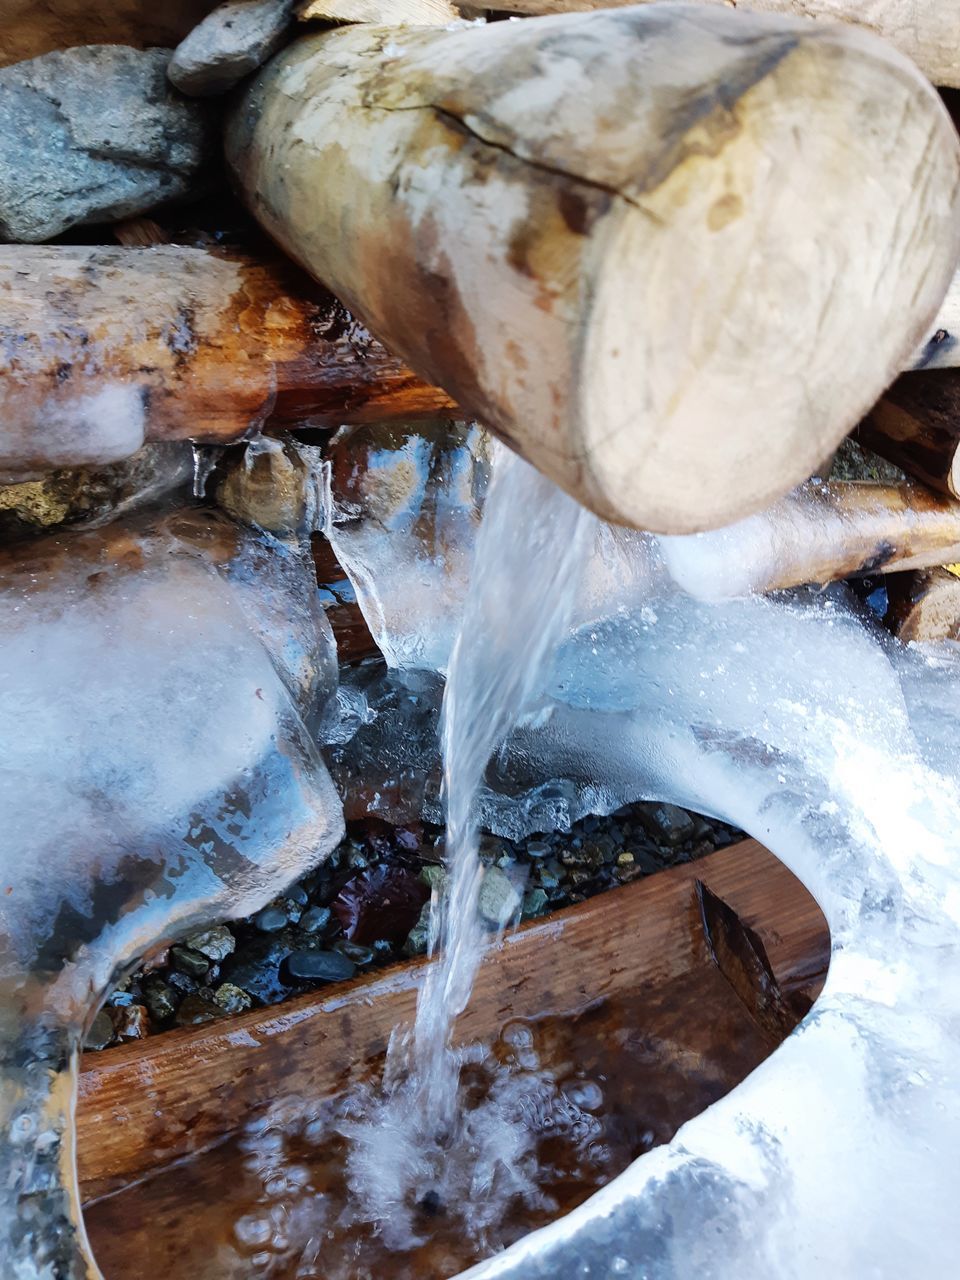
xmin=488 ymin=0 xmax=960 ymax=89
xmin=227 ymin=6 xmax=960 ymax=533
xmin=0 ymin=245 xmax=454 ymax=480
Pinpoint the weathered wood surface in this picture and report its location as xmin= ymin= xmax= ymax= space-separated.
xmin=227 ymin=8 xmax=960 ymax=533
xmin=912 ymin=269 xmax=960 ymax=370
xmin=299 ymin=0 xmax=457 ymax=21
xmin=860 ymin=370 xmax=960 ymax=498
xmin=0 ymin=0 xmax=218 ymax=68
xmin=0 ymin=245 xmax=455 ymax=480
xmin=489 ymin=0 xmax=960 ymax=90
xmin=886 ymin=566 xmax=960 ymax=642
xmin=76 ymin=838 xmax=828 ymax=1202
xmin=662 ymin=481 xmax=960 ymax=599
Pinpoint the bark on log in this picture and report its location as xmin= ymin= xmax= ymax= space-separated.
xmin=886 ymin=566 xmax=960 ymax=642
xmin=488 ymin=0 xmax=960 ymax=90
xmin=859 ymin=370 xmax=960 ymax=498
xmin=226 ymin=7 xmax=960 ymax=533
xmin=661 ymin=481 xmax=960 ymax=599
xmin=0 ymin=1 xmax=218 ymax=68
xmin=0 ymin=246 xmax=454 ymax=480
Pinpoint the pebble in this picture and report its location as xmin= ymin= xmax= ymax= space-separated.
xmin=142 ymin=977 xmax=178 ymax=1023
xmin=403 ymin=902 xmax=432 ymax=957
xmin=175 ymin=993 xmax=224 ymax=1027
xmin=111 ymin=1004 xmax=149 ymax=1041
xmin=478 ymin=866 xmax=521 ymax=930
xmin=83 ymin=1010 xmax=115 ymax=1052
xmin=521 ymin=888 xmax=549 ymax=920
xmin=168 ymin=0 xmax=296 ymax=98
xmin=283 ymin=950 xmax=356 ymax=984
xmin=170 ymin=944 xmax=211 ymax=979
xmin=635 ymin=802 xmax=696 ymax=847
xmin=184 ymin=924 xmax=236 ymax=963
xmin=214 ymin=983 xmax=253 ymax=1015
xmin=299 ymin=905 xmax=331 ymax=934
xmin=221 ymin=937 xmax=295 ymax=1005
xmin=525 ymin=840 xmax=551 ymax=859
xmin=252 ymin=905 xmax=289 ymax=933
xmin=334 ymin=940 xmax=375 ymax=966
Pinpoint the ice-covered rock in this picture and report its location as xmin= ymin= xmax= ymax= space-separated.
xmin=0 ymin=505 xmax=343 ymax=1277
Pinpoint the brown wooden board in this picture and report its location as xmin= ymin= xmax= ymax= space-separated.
xmin=78 ymin=839 xmax=829 ymax=1202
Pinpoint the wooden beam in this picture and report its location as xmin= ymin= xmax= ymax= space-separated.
xmin=76 ymin=838 xmax=828 ymax=1203
xmin=859 ymin=370 xmax=960 ymax=498
xmin=227 ymin=8 xmax=960 ymax=533
xmin=662 ymin=481 xmax=960 ymax=599
xmin=486 ymin=0 xmax=960 ymax=90
xmin=0 ymin=245 xmax=455 ymax=481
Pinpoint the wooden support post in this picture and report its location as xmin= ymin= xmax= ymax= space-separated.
xmin=859 ymin=370 xmax=960 ymax=498
xmin=487 ymin=0 xmax=960 ymax=90
xmin=0 ymin=245 xmax=454 ymax=480
xmin=227 ymin=7 xmax=960 ymax=533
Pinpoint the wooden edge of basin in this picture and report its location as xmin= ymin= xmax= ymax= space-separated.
xmin=77 ymin=838 xmax=830 ymax=1202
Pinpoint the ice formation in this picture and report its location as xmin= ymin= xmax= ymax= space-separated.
xmin=324 ymin=424 xmax=960 ymax=1279
xmin=0 ymin=506 xmax=344 ymax=1279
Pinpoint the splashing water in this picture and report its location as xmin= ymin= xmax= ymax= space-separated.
xmin=337 ymin=443 xmax=596 ymax=1245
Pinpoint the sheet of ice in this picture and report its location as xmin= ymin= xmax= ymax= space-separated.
xmin=0 ymin=506 xmax=344 ymax=1280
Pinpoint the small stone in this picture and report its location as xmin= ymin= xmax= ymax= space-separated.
xmin=167 ymin=970 xmax=199 ymax=997
xmin=142 ymin=977 xmax=178 ymax=1023
xmin=170 ymin=944 xmax=211 ymax=979
xmin=299 ymin=905 xmax=332 ymax=934
xmin=635 ymin=802 xmax=697 ymax=848
xmin=168 ymin=0 xmax=296 ymax=99
xmin=183 ymin=924 xmax=236 ymax=963
xmin=525 ymin=840 xmax=551 ymax=859
xmin=477 ymin=866 xmax=521 ymax=930
xmin=520 ymin=888 xmax=549 ymax=921
xmin=111 ymin=1004 xmax=149 ymax=1041
xmin=283 ymin=950 xmax=356 ymax=984
xmin=334 ymin=940 xmax=375 ymax=966
xmin=372 ymin=939 xmax=393 ymax=962
xmin=419 ymin=864 xmax=446 ymax=893
xmin=252 ymin=904 xmax=289 ymax=933
xmin=175 ymin=993 xmax=224 ymax=1027
xmin=403 ymin=902 xmax=432 ymax=958
xmin=220 ymin=937 xmax=294 ymax=1005
xmin=538 ymin=861 xmax=563 ymax=891
xmin=213 ymin=983 xmax=253 ymax=1015
xmin=83 ymin=1010 xmax=115 ymax=1052
xmin=617 ymin=852 xmax=635 ymax=867
xmin=286 ymin=884 xmax=309 ymax=908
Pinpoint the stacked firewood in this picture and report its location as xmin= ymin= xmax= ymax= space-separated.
xmin=3 ymin=0 xmax=960 ymax=640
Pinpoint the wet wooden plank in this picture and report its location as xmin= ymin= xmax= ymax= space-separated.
xmin=77 ymin=839 xmax=829 ymax=1201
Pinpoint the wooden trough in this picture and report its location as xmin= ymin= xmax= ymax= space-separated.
xmin=77 ymin=838 xmax=829 ymax=1277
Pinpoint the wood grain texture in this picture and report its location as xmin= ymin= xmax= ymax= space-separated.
xmin=298 ymin=0 xmax=457 ymax=21
xmin=227 ymin=8 xmax=960 ymax=532
xmin=488 ymin=0 xmax=960 ymax=89
xmin=860 ymin=370 xmax=960 ymax=498
xmin=0 ymin=245 xmax=455 ymax=480
xmin=663 ymin=480 xmax=960 ymax=599
xmin=76 ymin=839 xmax=828 ymax=1201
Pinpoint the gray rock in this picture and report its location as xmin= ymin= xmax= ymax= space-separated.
xmin=170 ymin=944 xmax=211 ymax=979
xmin=478 ymin=865 xmax=522 ymax=930
xmin=83 ymin=1010 xmax=115 ymax=1052
xmin=142 ymin=977 xmax=178 ymax=1023
xmin=0 ymin=46 xmax=217 ymax=242
xmin=252 ymin=904 xmax=288 ymax=933
xmin=175 ymin=993 xmax=223 ymax=1026
xmin=635 ymin=802 xmax=696 ymax=848
xmin=520 ymin=888 xmax=549 ymax=921
xmin=299 ymin=905 xmax=331 ymax=934
xmin=168 ymin=0 xmax=295 ymax=97
xmin=283 ymin=949 xmax=356 ymax=984
xmin=183 ymin=924 xmax=236 ymax=963
xmin=403 ymin=902 xmax=432 ymax=958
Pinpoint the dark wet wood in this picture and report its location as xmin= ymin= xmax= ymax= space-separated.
xmin=311 ymin=533 xmax=380 ymax=663
xmin=860 ymin=370 xmax=960 ymax=498
xmin=77 ymin=839 xmax=829 ymax=1203
xmin=885 ymin=565 xmax=960 ymax=642
xmin=0 ymin=245 xmax=455 ymax=476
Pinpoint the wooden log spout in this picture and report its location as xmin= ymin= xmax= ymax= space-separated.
xmin=226 ymin=6 xmax=960 ymax=534
xmin=0 ymin=245 xmax=454 ymax=481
